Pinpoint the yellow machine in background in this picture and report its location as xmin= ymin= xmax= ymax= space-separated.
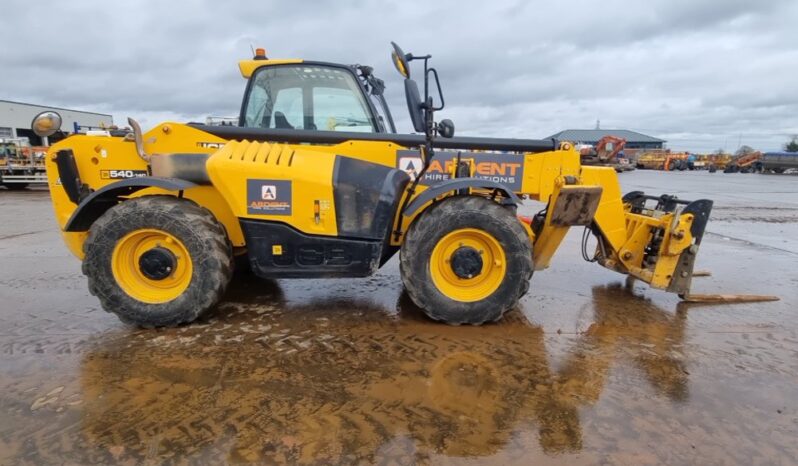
xmin=34 ymin=43 xmax=770 ymax=328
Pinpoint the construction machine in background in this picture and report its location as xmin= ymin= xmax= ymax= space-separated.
xmin=578 ymin=135 xmax=634 ymax=172
xmin=701 ymin=153 xmax=732 ymax=172
xmin=635 ymin=151 xmax=693 ymax=171
xmin=636 ymin=151 xmax=667 ymax=170
xmin=686 ymin=154 xmax=707 ymax=170
xmin=0 ymin=138 xmax=48 ymax=190
xmin=205 ymin=116 xmax=240 ymax=126
xmin=723 ymin=151 xmax=763 ymax=173
xmin=35 ymin=43 xmax=776 ymax=328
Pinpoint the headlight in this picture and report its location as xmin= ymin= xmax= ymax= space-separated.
xmin=31 ymin=111 xmax=62 ymax=137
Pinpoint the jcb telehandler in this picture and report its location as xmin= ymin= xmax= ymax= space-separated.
xmin=33 ymin=43 xmax=767 ymax=327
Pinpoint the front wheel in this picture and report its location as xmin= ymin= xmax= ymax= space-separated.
xmin=400 ymin=196 xmax=533 ymax=325
xmin=82 ymin=196 xmax=233 ymax=327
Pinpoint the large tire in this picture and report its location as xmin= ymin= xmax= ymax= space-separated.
xmin=82 ymin=196 xmax=233 ymax=327
xmin=400 ymin=196 xmax=533 ymax=325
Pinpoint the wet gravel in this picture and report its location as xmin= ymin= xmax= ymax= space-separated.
xmin=0 ymin=170 xmax=796 ymax=465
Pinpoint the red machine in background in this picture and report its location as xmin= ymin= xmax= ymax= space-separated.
xmin=724 ymin=151 xmax=763 ymax=173
xmin=579 ymin=135 xmax=634 ymax=172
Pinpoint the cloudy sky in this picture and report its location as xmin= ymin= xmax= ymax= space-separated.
xmin=2 ymin=0 xmax=797 ymax=151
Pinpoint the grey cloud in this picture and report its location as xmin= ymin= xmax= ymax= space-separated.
xmin=1 ymin=0 xmax=796 ymax=151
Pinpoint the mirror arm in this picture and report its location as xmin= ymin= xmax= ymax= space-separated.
xmin=406 ymin=53 xmax=431 ymax=62
xmin=428 ymin=68 xmax=445 ymax=111
xmin=423 ymin=57 xmax=431 ymax=109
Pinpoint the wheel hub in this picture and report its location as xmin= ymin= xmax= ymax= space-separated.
xmin=429 ymin=228 xmax=506 ymax=303
xmin=138 ymin=247 xmax=177 ymax=280
xmin=450 ymin=246 xmax=483 ymax=279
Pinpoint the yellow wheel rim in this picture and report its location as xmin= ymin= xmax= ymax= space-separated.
xmin=111 ymin=229 xmax=193 ymax=304
xmin=430 ymin=228 xmax=506 ymax=302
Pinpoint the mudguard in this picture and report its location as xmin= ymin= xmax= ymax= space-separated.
xmin=403 ymin=177 xmax=521 ymax=216
xmin=64 ymin=177 xmax=197 ymax=232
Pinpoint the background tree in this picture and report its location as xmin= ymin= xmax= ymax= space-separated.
xmin=784 ymin=136 xmax=798 ymax=153
xmin=735 ymin=145 xmax=756 ymax=157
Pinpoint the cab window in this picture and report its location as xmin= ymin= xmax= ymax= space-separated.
xmin=271 ymin=87 xmax=303 ymax=129
xmin=243 ymin=65 xmax=378 ymax=132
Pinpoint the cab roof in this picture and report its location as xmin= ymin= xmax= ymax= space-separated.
xmin=238 ymin=59 xmax=304 ymax=78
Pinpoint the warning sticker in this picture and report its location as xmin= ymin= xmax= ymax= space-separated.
xmin=396 ymin=150 xmax=524 ymax=190
xmin=247 ymin=179 xmax=292 ymax=215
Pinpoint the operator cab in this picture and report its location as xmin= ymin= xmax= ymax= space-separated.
xmin=238 ymin=50 xmax=395 ymax=133
xmin=236 ymin=43 xmax=453 ymax=139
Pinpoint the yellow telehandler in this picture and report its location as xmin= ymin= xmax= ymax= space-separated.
xmin=32 ymin=43 xmax=772 ymax=327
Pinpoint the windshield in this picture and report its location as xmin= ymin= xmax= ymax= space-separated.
xmin=242 ymin=65 xmax=379 ymax=133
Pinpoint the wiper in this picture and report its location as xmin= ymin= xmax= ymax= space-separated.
xmin=334 ymin=117 xmax=370 ymax=126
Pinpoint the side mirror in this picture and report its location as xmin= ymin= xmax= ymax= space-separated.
xmin=390 ymin=42 xmax=411 ymax=78
xmin=31 ymin=111 xmax=62 ymax=137
xmin=437 ymin=119 xmax=455 ymax=138
xmin=404 ymin=79 xmax=425 ymax=133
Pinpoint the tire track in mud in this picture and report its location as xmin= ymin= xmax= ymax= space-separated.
xmin=703 ymin=231 xmax=798 ymax=256
xmin=0 ymin=230 xmax=47 ymax=241
xmin=5 ymin=284 xmax=795 ymax=465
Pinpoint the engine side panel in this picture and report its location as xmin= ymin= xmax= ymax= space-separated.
xmin=206 ymin=140 xmax=340 ymax=237
xmin=206 ymin=140 xmax=408 ymax=241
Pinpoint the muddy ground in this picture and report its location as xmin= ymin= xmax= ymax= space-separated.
xmin=0 ymin=170 xmax=796 ymax=465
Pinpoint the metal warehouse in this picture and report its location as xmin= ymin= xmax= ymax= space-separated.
xmin=0 ymin=100 xmax=112 ymax=145
xmin=548 ymin=129 xmax=665 ymax=150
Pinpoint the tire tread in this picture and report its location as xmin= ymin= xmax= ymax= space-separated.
xmin=82 ymin=195 xmax=233 ymax=327
xmin=400 ymin=196 xmax=533 ymax=325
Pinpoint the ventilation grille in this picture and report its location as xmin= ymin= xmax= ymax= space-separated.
xmin=216 ymin=140 xmax=295 ymax=166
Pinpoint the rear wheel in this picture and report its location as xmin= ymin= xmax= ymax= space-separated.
xmin=400 ymin=196 xmax=533 ymax=325
xmin=83 ymin=196 xmax=233 ymax=327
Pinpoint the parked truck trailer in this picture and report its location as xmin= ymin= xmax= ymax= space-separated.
xmin=760 ymin=152 xmax=798 ymax=174
xmin=0 ymin=138 xmax=48 ymax=190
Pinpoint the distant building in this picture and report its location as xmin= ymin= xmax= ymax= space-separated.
xmin=547 ymin=129 xmax=665 ymax=150
xmin=0 ymin=100 xmax=113 ymax=146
